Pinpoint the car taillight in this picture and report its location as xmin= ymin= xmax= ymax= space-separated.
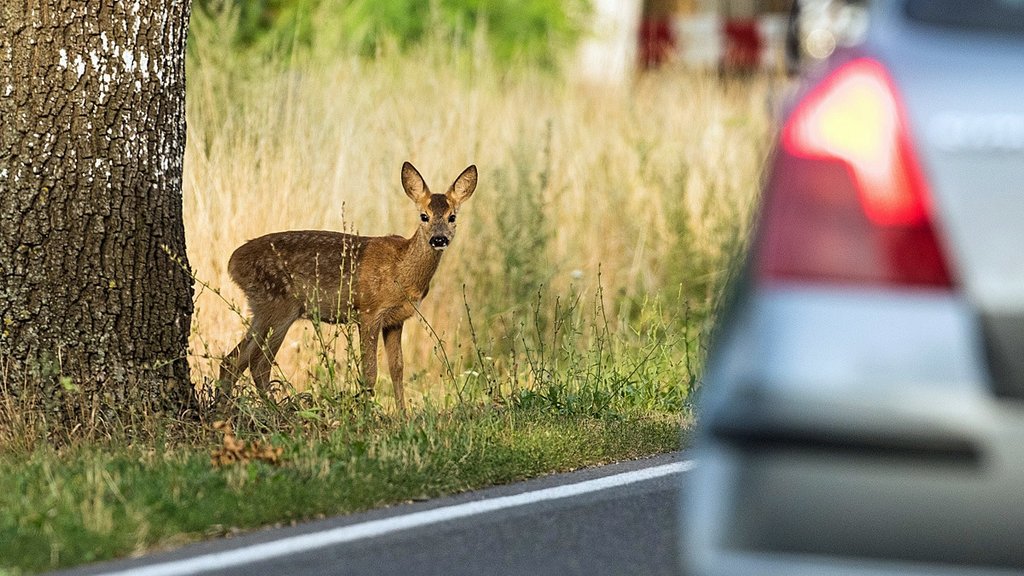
xmin=755 ymin=57 xmax=953 ymax=288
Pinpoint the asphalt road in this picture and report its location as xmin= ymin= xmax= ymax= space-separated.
xmin=57 ymin=451 xmax=691 ymax=576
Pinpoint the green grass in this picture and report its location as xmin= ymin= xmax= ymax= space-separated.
xmin=0 ymin=406 xmax=682 ymax=573
xmin=193 ymin=0 xmax=588 ymax=68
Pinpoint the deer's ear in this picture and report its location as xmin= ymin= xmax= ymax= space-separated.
xmin=447 ymin=165 xmax=477 ymax=206
xmin=402 ymin=162 xmax=429 ymax=203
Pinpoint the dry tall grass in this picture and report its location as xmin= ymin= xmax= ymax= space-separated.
xmin=183 ymin=14 xmax=773 ymax=406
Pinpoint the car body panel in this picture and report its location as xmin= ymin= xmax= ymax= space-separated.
xmin=703 ymin=287 xmax=986 ymax=404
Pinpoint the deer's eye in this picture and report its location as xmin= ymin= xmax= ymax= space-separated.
xmin=448 ymin=214 xmax=456 ymax=223
xmin=420 ymin=213 xmax=429 ymax=222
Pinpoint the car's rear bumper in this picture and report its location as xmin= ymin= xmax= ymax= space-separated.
xmin=682 ymin=286 xmax=1024 ymax=575
xmin=684 ymin=398 xmax=1024 ymax=576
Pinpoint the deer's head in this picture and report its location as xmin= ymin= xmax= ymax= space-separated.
xmin=402 ymin=162 xmax=477 ymax=251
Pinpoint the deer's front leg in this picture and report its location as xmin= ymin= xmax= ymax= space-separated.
xmin=358 ymin=319 xmax=380 ymax=396
xmin=383 ymin=323 xmax=405 ymax=413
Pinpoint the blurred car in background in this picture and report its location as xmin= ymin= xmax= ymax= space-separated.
xmin=682 ymin=1 xmax=1024 ymax=575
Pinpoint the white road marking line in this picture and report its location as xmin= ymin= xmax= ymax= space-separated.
xmin=97 ymin=460 xmax=695 ymax=576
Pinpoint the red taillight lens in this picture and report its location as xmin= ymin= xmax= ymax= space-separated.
xmin=756 ymin=57 xmax=953 ymax=288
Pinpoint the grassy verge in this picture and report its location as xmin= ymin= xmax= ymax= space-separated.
xmin=0 ymin=278 xmax=695 ymax=573
xmin=0 ymin=406 xmax=682 ymax=573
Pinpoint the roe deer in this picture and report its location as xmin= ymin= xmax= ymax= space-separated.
xmin=218 ymin=162 xmax=478 ymax=411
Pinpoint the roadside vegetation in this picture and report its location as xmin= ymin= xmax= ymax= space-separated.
xmin=0 ymin=2 xmax=771 ymax=572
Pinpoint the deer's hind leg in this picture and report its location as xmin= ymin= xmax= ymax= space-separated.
xmin=218 ymin=336 xmax=252 ymax=398
xmin=217 ymin=313 xmax=272 ymax=400
xmin=247 ymin=300 xmax=303 ymax=391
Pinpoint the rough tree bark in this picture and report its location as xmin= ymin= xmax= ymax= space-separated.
xmin=0 ymin=1 xmax=195 ymax=422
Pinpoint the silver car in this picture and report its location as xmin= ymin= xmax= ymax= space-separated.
xmin=682 ymin=1 xmax=1024 ymax=575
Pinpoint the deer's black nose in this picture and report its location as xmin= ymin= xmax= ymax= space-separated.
xmin=430 ymin=236 xmax=449 ymax=249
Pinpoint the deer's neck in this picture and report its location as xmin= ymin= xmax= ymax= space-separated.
xmin=399 ymin=228 xmax=444 ymax=295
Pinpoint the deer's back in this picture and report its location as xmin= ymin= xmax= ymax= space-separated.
xmin=228 ymin=229 xmax=439 ymax=327
xmin=228 ymin=230 xmax=367 ymax=306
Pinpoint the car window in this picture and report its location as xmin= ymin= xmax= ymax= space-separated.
xmin=905 ymin=0 xmax=1024 ymax=34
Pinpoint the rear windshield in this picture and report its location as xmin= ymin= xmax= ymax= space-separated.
xmin=906 ymin=0 xmax=1024 ymax=34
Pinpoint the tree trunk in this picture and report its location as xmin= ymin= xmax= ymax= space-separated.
xmin=0 ymin=0 xmax=195 ymax=423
